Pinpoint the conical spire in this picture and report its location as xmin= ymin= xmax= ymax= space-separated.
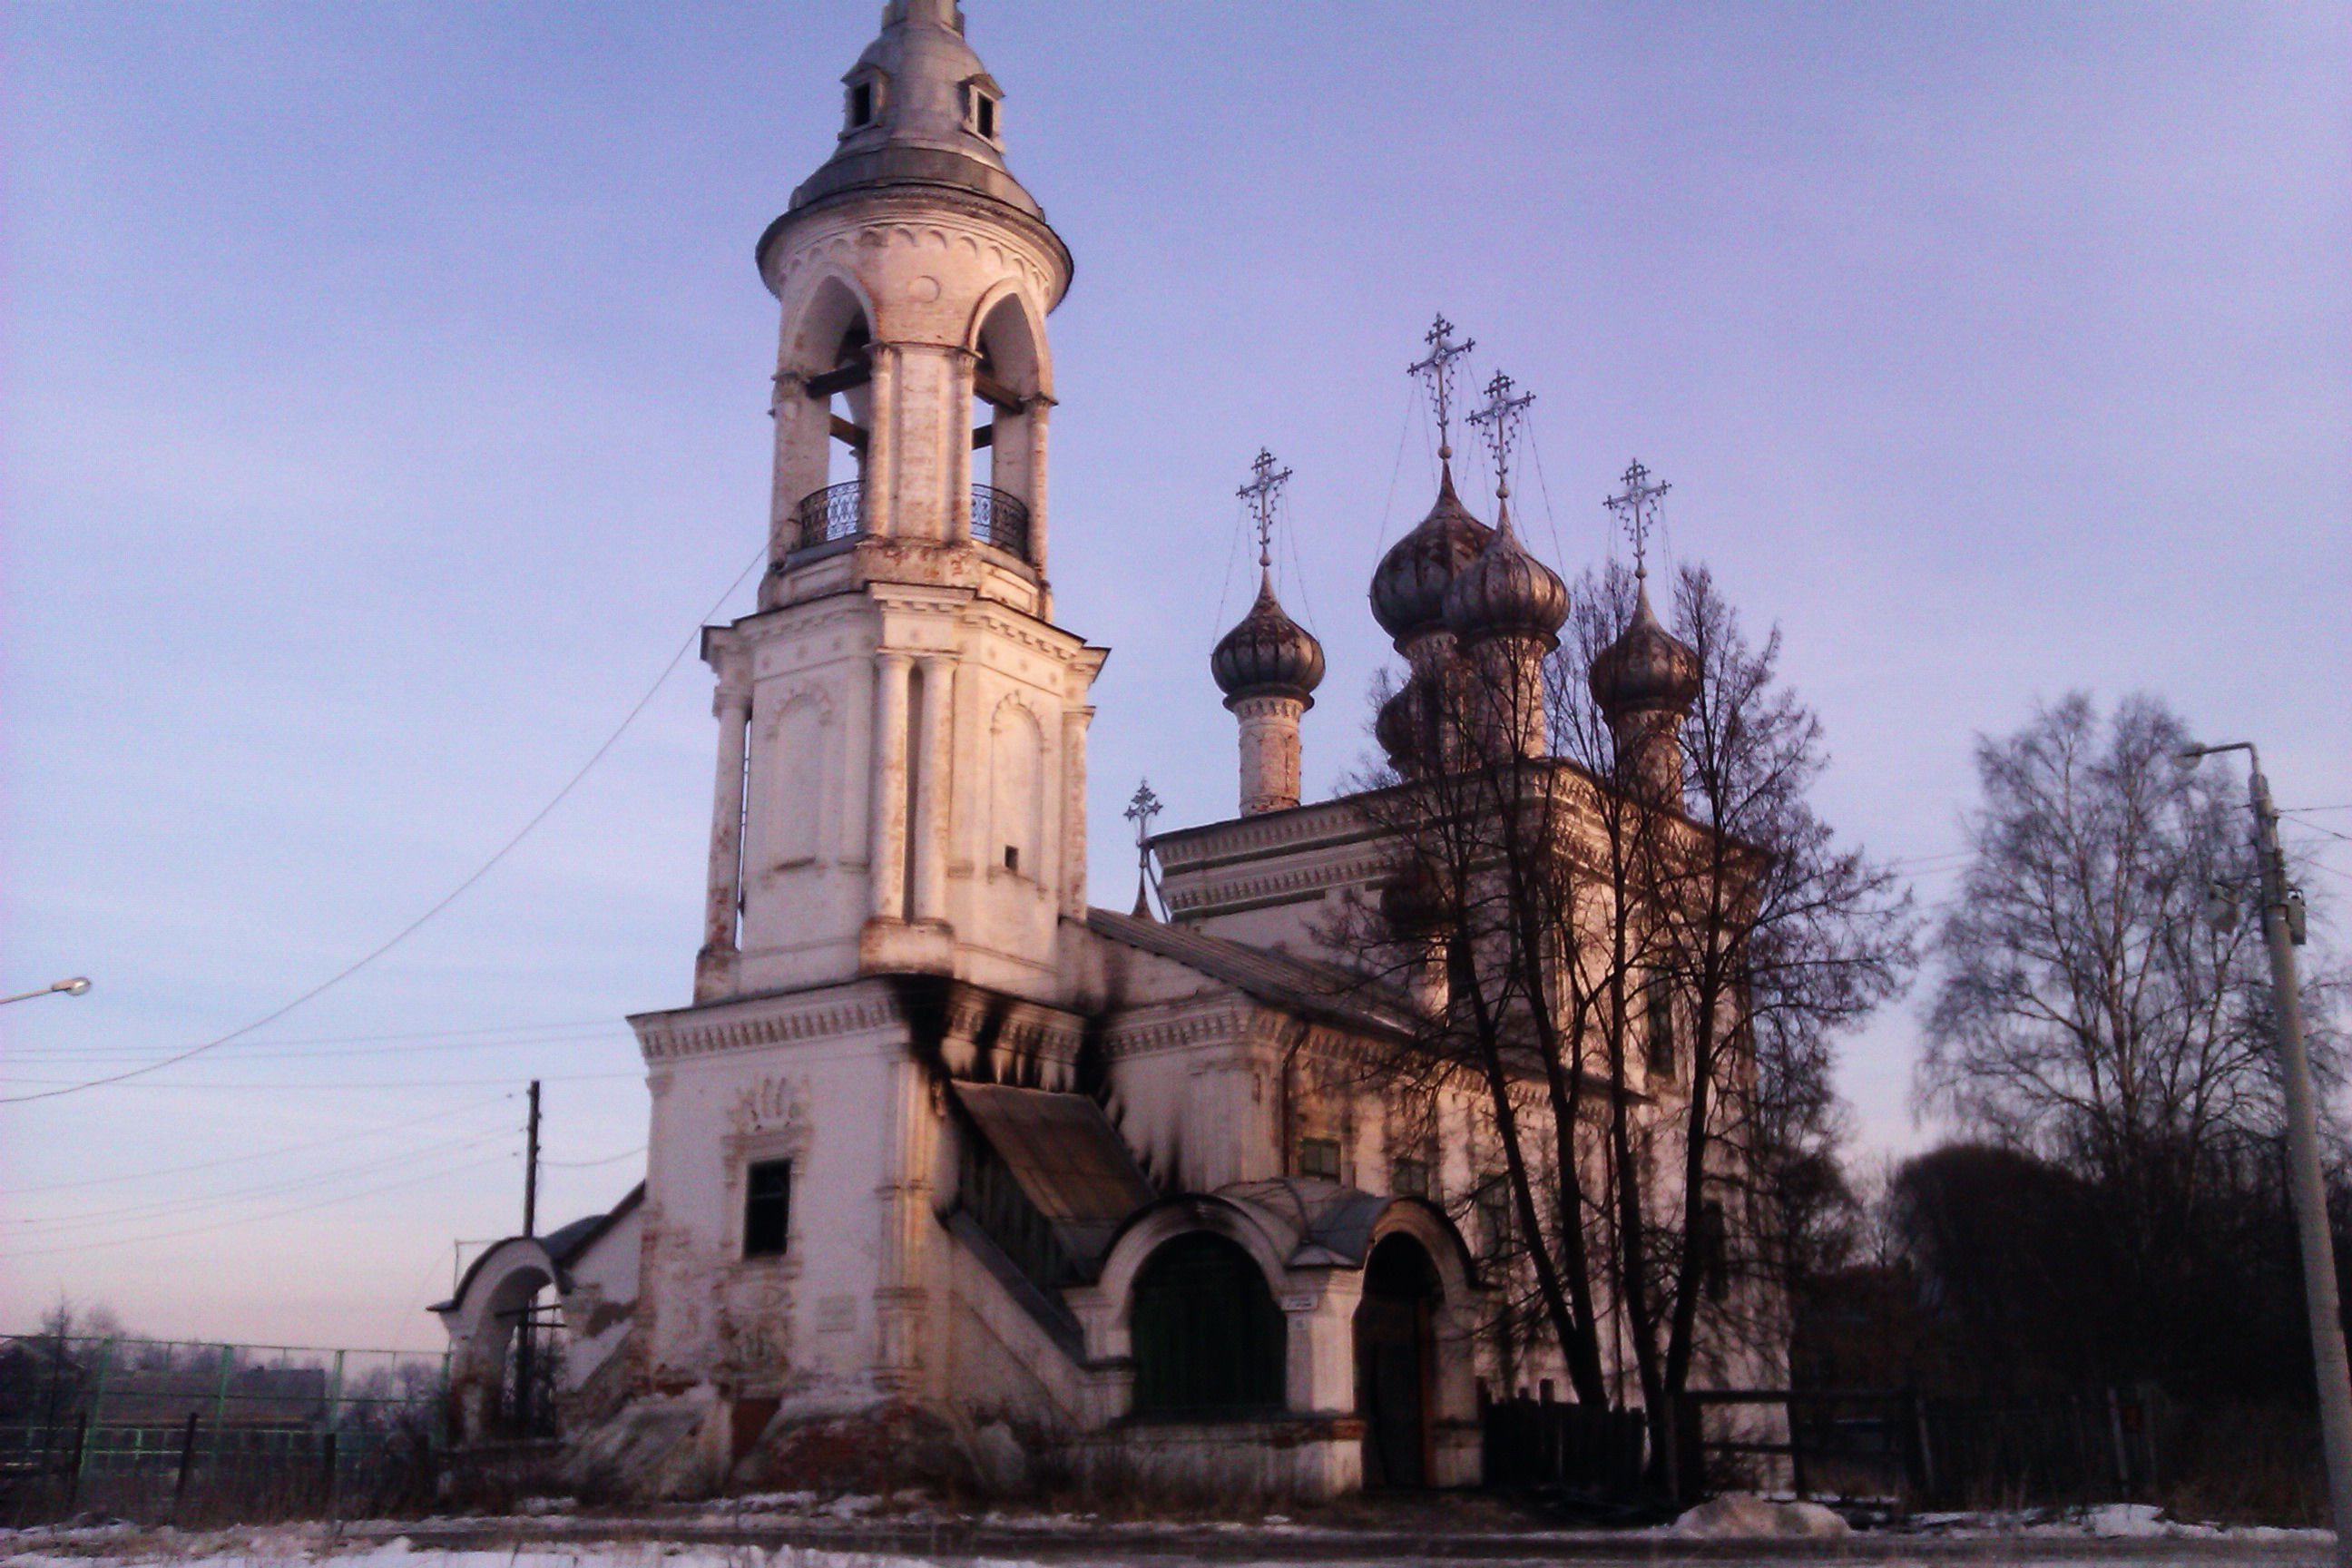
xmin=788 ymin=1 xmax=1044 ymax=219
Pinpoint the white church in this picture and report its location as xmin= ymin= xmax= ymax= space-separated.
xmin=436 ymin=0 xmax=1775 ymax=1500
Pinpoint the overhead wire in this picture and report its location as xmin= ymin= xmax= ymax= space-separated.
xmin=541 ymin=1144 xmax=647 ymax=1170
xmin=0 ymin=1092 xmax=514 ymax=1196
xmin=4 ymin=1123 xmax=520 ymax=1232
xmin=0 ymin=1151 xmax=520 ymax=1262
xmin=2 ymin=543 xmax=769 ymax=1107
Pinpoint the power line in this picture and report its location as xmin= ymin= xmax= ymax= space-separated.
xmin=541 ymin=1144 xmax=646 ymax=1170
xmin=0 ymin=1093 xmax=514 ymax=1196
xmin=2 ymin=1028 xmax=634 ymax=1065
xmin=4 ymin=1124 xmax=519 ymax=1232
xmin=0 ymin=1152 xmax=518 ymax=1262
xmin=0 ymin=1070 xmax=646 ymax=1093
xmin=2 ymin=546 xmax=765 ymax=1106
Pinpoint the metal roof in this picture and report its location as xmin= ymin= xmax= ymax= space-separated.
xmin=950 ymin=1083 xmax=1154 ymax=1274
xmin=1086 ymin=907 xmax=1422 ymax=1041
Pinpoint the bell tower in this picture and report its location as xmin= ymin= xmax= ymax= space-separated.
xmin=692 ymin=0 xmax=1100 ymax=1004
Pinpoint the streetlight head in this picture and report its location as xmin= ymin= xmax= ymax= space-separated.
xmin=52 ymin=977 xmax=92 ymax=996
xmin=2171 ymin=748 xmax=2205 ymax=773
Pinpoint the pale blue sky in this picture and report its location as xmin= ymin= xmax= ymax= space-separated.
xmin=5 ymin=3 xmax=2347 ymax=1347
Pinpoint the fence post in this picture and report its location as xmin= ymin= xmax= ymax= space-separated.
xmin=173 ymin=1410 xmax=200 ymax=1508
xmin=207 ymin=1344 xmax=233 ymax=1480
xmin=1787 ymin=1393 xmax=1809 ymax=1501
xmin=74 ymin=1338 xmax=115 ymax=1490
xmin=1906 ymin=1388 xmax=1937 ymax=1507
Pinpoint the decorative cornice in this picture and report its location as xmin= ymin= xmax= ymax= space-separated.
xmin=632 ymin=984 xmax=905 ymax=1063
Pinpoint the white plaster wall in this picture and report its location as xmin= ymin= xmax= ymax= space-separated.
xmin=561 ymin=1205 xmax=643 ymax=1387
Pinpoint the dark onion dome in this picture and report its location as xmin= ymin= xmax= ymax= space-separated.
xmin=1212 ymin=573 xmax=1327 ymax=708
xmin=1588 ymin=582 xmax=1700 ymax=718
xmin=1442 ymin=507 xmax=1568 ymax=647
xmin=1369 ymin=465 xmax=1493 ymax=642
xmin=1374 ymin=676 xmax=1436 ymax=769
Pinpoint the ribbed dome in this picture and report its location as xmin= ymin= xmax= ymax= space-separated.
xmin=1212 ymin=573 xmax=1326 ymax=707
xmin=1369 ymin=466 xmax=1493 ymax=642
xmin=1443 ymin=509 xmax=1568 ymax=646
xmin=1588 ymin=583 xmax=1700 ymax=717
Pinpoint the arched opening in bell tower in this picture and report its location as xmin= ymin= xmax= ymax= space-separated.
xmin=776 ymin=275 xmax=877 ymax=555
xmin=968 ymin=292 xmax=1045 ymax=564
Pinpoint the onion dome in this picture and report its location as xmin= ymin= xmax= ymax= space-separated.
xmin=1442 ymin=506 xmax=1568 ymax=647
xmin=1374 ymin=676 xmax=1435 ymax=769
xmin=1369 ymin=466 xmax=1494 ymax=642
xmin=1212 ymin=572 xmax=1326 ymax=708
xmin=1588 ymin=582 xmax=1700 ymax=719
xmin=1377 ymin=858 xmax=1443 ymax=935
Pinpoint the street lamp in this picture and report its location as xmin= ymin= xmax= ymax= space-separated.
xmin=0 ymin=977 xmax=93 ymax=1007
xmin=2178 ymin=740 xmax=2349 ymax=1563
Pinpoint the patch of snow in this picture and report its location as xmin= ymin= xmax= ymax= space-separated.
xmin=1671 ymin=1494 xmax=1851 ymax=1538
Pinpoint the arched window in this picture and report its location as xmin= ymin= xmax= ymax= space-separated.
xmin=990 ymin=704 xmax=1043 ymax=877
xmin=1129 ymin=1232 xmax=1285 ymax=1417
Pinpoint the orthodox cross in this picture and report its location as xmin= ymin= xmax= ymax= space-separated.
xmin=1236 ymin=447 xmax=1292 ymax=569
xmin=1603 ymin=457 xmax=1671 ymax=582
xmin=1406 ymin=313 xmax=1475 ymax=462
xmin=1465 ymin=369 xmax=1535 ymax=502
xmin=1124 ymin=779 xmax=1162 ymax=917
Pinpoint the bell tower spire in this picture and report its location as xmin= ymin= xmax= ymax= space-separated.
xmin=691 ymin=6 xmax=1097 ymax=1004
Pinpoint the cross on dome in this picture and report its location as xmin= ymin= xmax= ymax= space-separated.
xmin=1237 ymin=447 xmax=1294 ymax=569
xmin=1124 ymin=779 xmax=1163 ymax=916
xmin=1466 ymin=369 xmax=1535 ymax=504
xmin=1603 ymin=457 xmax=1672 ymax=582
xmin=1406 ymin=314 xmax=1475 ymax=463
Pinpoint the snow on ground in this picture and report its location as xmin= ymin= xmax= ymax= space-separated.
xmin=0 ymin=1532 xmax=1046 ymax=1568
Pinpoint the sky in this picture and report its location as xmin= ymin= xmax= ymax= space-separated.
xmin=4 ymin=2 xmax=2347 ymax=1350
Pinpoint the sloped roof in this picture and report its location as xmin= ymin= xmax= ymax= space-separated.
xmin=1085 ymin=907 xmax=1421 ymax=1041
xmin=950 ymin=1083 xmax=1154 ymax=1273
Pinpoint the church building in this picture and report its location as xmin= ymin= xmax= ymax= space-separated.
xmin=436 ymin=0 xmax=1777 ymax=1499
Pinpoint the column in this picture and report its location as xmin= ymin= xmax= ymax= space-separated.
xmin=1060 ymin=706 xmax=1092 ymax=919
xmin=865 ymin=346 xmax=897 ymax=539
xmin=871 ymin=1056 xmax=935 ymax=1393
xmin=911 ymin=653 xmax=955 ymax=924
xmin=693 ymin=683 xmax=752 ymax=1002
xmin=868 ymin=652 xmax=913 ymax=922
xmin=1024 ymin=396 xmax=1053 ymax=573
xmin=947 ymin=349 xmax=976 ymax=544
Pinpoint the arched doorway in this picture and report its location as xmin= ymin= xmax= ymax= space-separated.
xmin=1355 ymin=1232 xmax=1440 ymax=1487
xmin=1129 ymin=1232 xmax=1286 ymax=1417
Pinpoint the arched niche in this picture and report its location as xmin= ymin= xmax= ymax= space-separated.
xmin=441 ymin=1239 xmax=563 ymax=1444
xmin=1355 ymin=1232 xmax=1441 ymax=1486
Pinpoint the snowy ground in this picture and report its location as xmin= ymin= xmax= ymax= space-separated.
xmin=0 ymin=1505 xmax=2334 ymax=1567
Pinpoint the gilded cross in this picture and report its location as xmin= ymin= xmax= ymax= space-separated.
xmin=1236 ymin=447 xmax=1293 ymax=569
xmin=1406 ymin=313 xmax=1475 ymax=463
xmin=1465 ymin=369 xmax=1535 ymax=501
xmin=1603 ymin=458 xmax=1671 ymax=581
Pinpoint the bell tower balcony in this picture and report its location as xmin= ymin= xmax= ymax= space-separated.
xmin=793 ymin=480 xmax=1032 ymax=564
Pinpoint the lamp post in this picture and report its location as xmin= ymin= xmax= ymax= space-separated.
xmin=2179 ymin=740 xmax=2349 ymax=1563
xmin=0 ymin=977 xmax=92 ymax=1007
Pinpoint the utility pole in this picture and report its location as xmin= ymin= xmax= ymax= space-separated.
xmin=523 ymin=1079 xmax=541 ymax=1239
xmin=2180 ymin=741 xmax=2349 ymax=1565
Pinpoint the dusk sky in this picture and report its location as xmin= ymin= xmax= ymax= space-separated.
xmin=5 ymin=2 xmax=2347 ymax=1349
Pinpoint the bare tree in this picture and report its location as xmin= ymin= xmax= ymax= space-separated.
xmin=1336 ymin=557 xmax=1911 ymax=1475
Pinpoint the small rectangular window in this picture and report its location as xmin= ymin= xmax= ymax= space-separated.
xmin=743 ymin=1159 xmax=791 ymax=1258
xmin=975 ymin=95 xmax=996 ymax=139
xmin=1392 ymin=1156 xmax=1429 ymax=1199
xmin=1003 ymin=845 xmax=1019 ymax=872
xmin=1298 ymin=1137 xmax=1340 ymax=1181
xmin=849 ymin=83 xmax=874 ymax=128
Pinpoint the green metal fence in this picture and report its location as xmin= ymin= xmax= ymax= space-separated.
xmin=0 ymin=1332 xmax=447 ymax=1523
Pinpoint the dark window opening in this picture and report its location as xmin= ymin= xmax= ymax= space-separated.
xmin=1392 ymin=1156 xmax=1429 ymax=1199
xmin=1298 ymin=1136 xmax=1340 ymax=1181
xmin=744 ymin=1159 xmax=792 ymax=1258
xmin=1645 ymin=977 xmax=1677 ymax=1079
xmin=975 ymin=94 xmax=996 ymax=138
xmin=1475 ymin=1176 xmax=1513 ymax=1259
xmin=1003 ymin=845 xmax=1020 ymax=872
xmin=1446 ymin=936 xmax=1475 ymax=1007
xmin=1130 ymin=1232 xmax=1285 ymax=1416
xmin=849 ymin=82 xmax=874 ymax=128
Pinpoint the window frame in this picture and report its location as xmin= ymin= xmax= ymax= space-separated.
xmin=742 ymin=1157 xmax=793 ymax=1259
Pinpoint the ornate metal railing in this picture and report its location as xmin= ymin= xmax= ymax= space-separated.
xmin=790 ymin=480 xmax=1031 ymax=562
xmin=795 ymin=480 xmax=864 ymax=551
xmin=970 ymin=484 xmax=1031 ymax=562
